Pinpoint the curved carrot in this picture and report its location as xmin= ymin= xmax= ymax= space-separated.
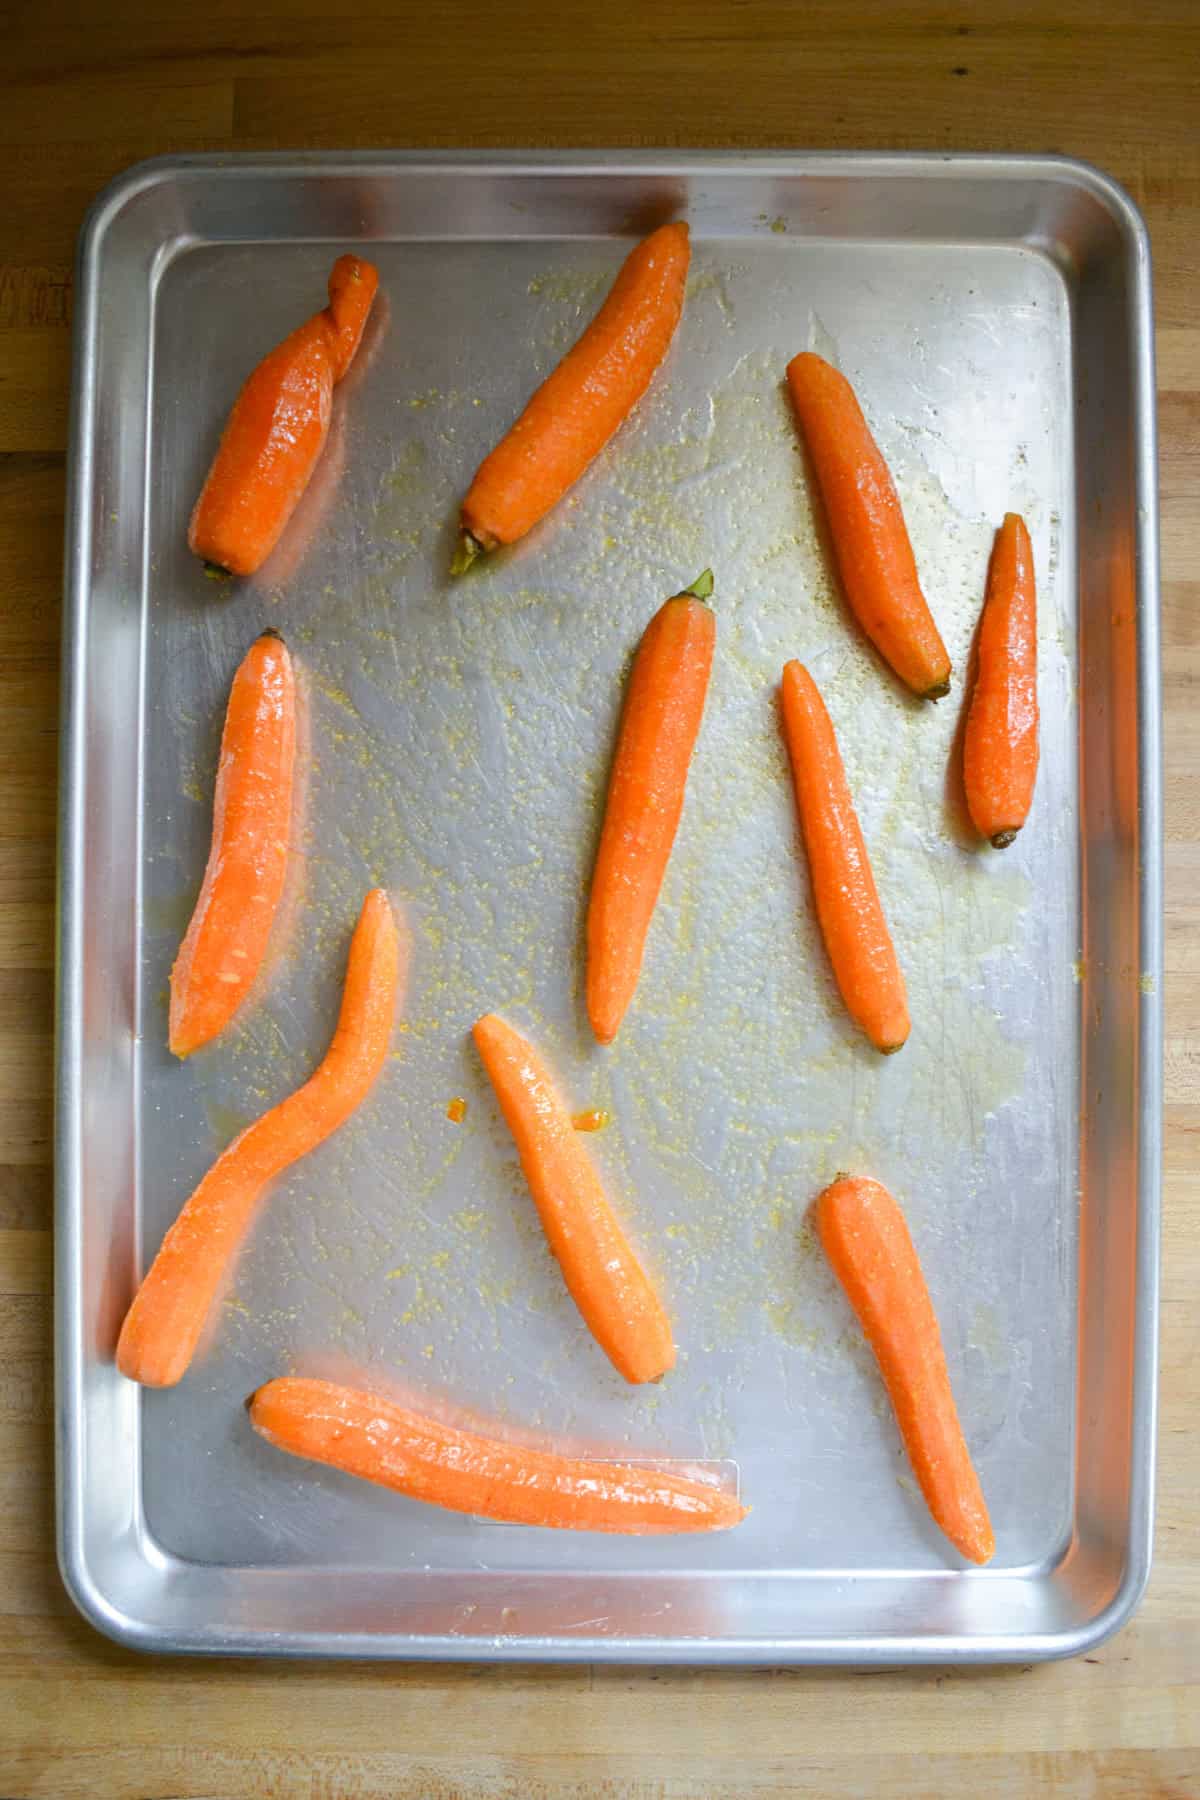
xmin=786 ymin=352 xmax=951 ymax=699
xmin=117 ymin=890 xmax=403 ymax=1388
xmin=814 ymin=1175 xmax=994 ymax=1565
xmin=780 ymin=661 xmax=909 ymax=1053
xmin=250 ymin=1377 xmax=746 ymax=1534
xmin=169 ymin=631 xmax=296 ymax=1058
xmin=189 ymin=254 xmax=379 ymax=576
xmin=472 ymin=1013 xmax=674 ymax=1384
xmin=963 ymin=512 xmax=1039 ymax=848
xmin=453 ymin=222 xmax=691 ymax=570
xmin=587 ymin=569 xmax=716 ymax=1044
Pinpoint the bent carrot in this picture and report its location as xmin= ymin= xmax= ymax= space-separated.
xmin=786 ymin=352 xmax=951 ymax=699
xmin=169 ymin=631 xmax=296 ymax=1058
xmin=587 ymin=569 xmax=716 ymax=1044
xmin=453 ymin=222 xmax=691 ymax=570
xmin=118 ymin=890 xmax=403 ymax=1388
xmin=814 ymin=1175 xmax=994 ymax=1565
xmin=780 ymin=661 xmax=909 ymax=1053
xmin=189 ymin=254 xmax=379 ymax=576
xmin=963 ymin=512 xmax=1039 ymax=848
xmin=472 ymin=1013 xmax=674 ymax=1384
xmin=250 ymin=1377 xmax=746 ymax=1534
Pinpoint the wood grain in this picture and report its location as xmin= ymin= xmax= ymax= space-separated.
xmin=1 ymin=1 xmax=1196 ymax=1794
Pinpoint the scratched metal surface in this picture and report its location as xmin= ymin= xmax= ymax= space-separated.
xmin=58 ymin=155 xmax=1161 ymax=1660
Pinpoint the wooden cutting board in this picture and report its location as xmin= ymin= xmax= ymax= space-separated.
xmin=1 ymin=1 xmax=1196 ymax=1792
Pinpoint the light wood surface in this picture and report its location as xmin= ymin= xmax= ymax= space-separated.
xmin=2 ymin=3 xmax=1197 ymax=1794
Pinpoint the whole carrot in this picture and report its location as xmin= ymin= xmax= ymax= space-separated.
xmin=453 ymin=222 xmax=691 ymax=571
xmin=169 ymin=631 xmax=295 ymax=1058
xmin=189 ymin=254 xmax=379 ymax=576
xmin=814 ymin=1175 xmax=995 ymax=1565
xmin=117 ymin=890 xmax=403 ymax=1388
xmin=250 ymin=1377 xmax=746 ymax=1534
xmin=786 ymin=352 xmax=951 ymax=699
xmin=472 ymin=1013 xmax=674 ymax=1384
xmin=587 ymin=569 xmax=716 ymax=1044
xmin=963 ymin=512 xmax=1039 ymax=847
xmin=779 ymin=661 xmax=910 ymax=1053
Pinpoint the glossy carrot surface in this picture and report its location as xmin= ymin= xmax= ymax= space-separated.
xmin=250 ymin=1377 xmax=747 ymax=1534
xmin=118 ymin=890 xmax=403 ymax=1388
xmin=455 ymin=222 xmax=690 ymax=567
xmin=169 ymin=631 xmax=295 ymax=1058
xmin=815 ymin=1175 xmax=994 ymax=1565
xmin=472 ymin=1013 xmax=674 ymax=1383
xmin=587 ymin=570 xmax=715 ymax=1044
xmin=963 ymin=512 xmax=1039 ymax=847
xmin=786 ymin=352 xmax=951 ymax=699
xmin=780 ymin=661 xmax=910 ymax=1053
xmin=189 ymin=254 xmax=378 ymax=576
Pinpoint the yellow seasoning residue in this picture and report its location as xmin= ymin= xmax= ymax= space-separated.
xmin=446 ymin=1096 xmax=467 ymax=1124
xmin=572 ymin=1108 xmax=611 ymax=1132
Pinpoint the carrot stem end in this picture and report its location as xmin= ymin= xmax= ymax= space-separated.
xmin=450 ymin=530 xmax=485 ymax=577
xmin=680 ymin=567 xmax=715 ymax=602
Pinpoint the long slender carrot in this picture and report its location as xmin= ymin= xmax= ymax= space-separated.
xmin=250 ymin=1377 xmax=746 ymax=1533
xmin=189 ymin=254 xmax=379 ymax=576
xmin=453 ymin=222 xmax=691 ymax=571
xmin=786 ymin=352 xmax=951 ymax=699
xmin=963 ymin=512 xmax=1039 ymax=848
xmin=472 ymin=1013 xmax=674 ymax=1384
xmin=814 ymin=1175 xmax=995 ymax=1565
xmin=117 ymin=890 xmax=403 ymax=1388
xmin=587 ymin=569 xmax=715 ymax=1044
xmin=169 ymin=631 xmax=296 ymax=1058
xmin=779 ymin=661 xmax=910 ymax=1053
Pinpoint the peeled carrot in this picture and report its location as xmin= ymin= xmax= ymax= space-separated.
xmin=786 ymin=352 xmax=951 ymax=699
xmin=169 ymin=631 xmax=295 ymax=1058
xmin=780 ymin=661 xmax=909 ymax=1053
xmin=814 ymin=1175 xmax=995 ymax=1565
xmin=472 ymin=1013 xmax=674 ymax=1384
xmin=189 ymin=254 xmax=379 ymax=576
xmin=250 ymin=1377 xmax=746 ymax=1534
xmin=963 ymin=512 xmax=1039 ymax=848
xmin=453 ymin=222 xmax=691 ymax=570
xmin=117 ymin=890 xmax=403 ymax=1388
xmin=587 ymin=569 xmax=715 ymax=1044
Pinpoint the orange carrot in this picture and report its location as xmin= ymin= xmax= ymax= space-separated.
xmin=189 ymin=254 xmax=379 ymax=576
xmin=169 ymin=631 xmax=296 ymax=1058
xmin=118 ymin=890 xmax=403 ymax=1388
xmin=963 ymin=512 xmax=1039 ymax=848
xmin=472 ymin=1013 xmax=674 ymax=1384
xmin=587 ymin=569 xmax=715 ymax=1044
xmin=814 ymin=1175 xmax=995 ymax=1565
xmin=250 ymin=1377 xmax=746 ymax=1534
xmin=453 ymin=222 xmax=691 ymax=570
xmin=786 ymin=352 xmax=951 ymax=699
xmin=780 ymin=661 xmax=910 ymax=1053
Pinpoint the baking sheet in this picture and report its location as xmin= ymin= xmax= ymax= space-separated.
xmin=57 ymin=153 xmax=1161 ymax=1660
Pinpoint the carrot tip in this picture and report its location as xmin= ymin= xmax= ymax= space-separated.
xmin=679 ymin=567 xmax=715 ymax=601
xmin=202 ymin=561 xmax=234 ymax=582
xmin=990 ymin=829 xmax=1019 ymax=849
xmin=450 ymin=530 xmax=485 ymax=577
xmin=923 ymin=676 xmax=951 ymax=700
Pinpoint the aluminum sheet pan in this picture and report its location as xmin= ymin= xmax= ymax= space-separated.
xmin=57 ymin=152 xmax=1161 ymax=1662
